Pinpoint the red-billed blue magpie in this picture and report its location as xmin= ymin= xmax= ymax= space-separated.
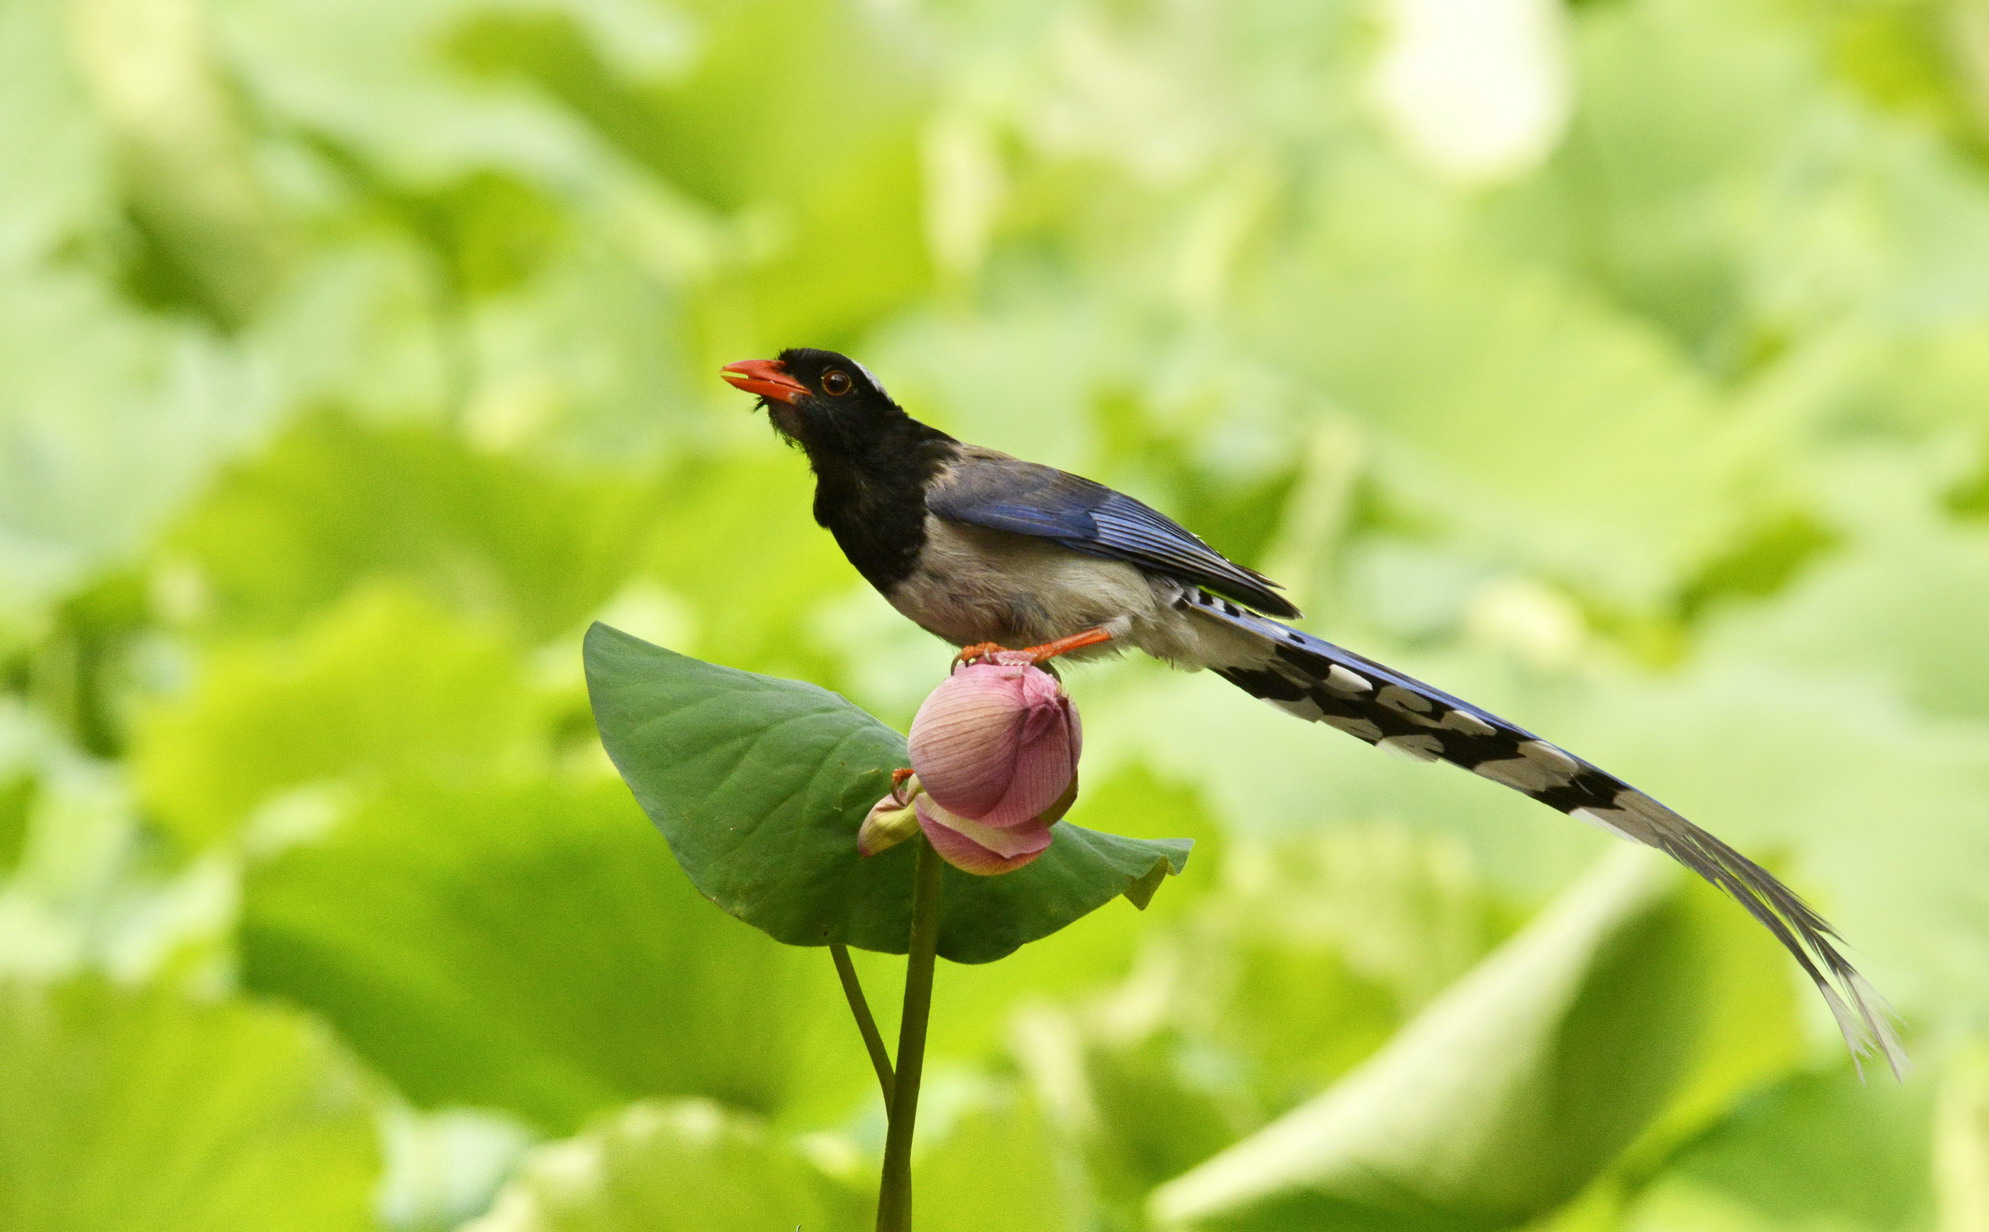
xmin=723 ymin=347 xmax=1906 ymax=1079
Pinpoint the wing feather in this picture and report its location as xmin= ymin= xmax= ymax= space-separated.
xmin=927 ymin=453 xmax=1298 ymax=617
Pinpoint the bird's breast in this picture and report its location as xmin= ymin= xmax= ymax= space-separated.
xmin=814 ymin=477 xmax=932 ymax=596
xmin=884 ymin=516 xmax=1158 ymax=651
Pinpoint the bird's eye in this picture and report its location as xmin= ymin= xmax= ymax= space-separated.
xmin=822 ymin=369 xmax=853 ymax=396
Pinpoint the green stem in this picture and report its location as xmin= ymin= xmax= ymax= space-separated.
xmin=876 ymin=835 xmax=945 ymax=1232
xmin=831 ymin=941 xmax=894 ymax=1107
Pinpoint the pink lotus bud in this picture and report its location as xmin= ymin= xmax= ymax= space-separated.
xmin=907 ymin=662 xmax=1081 ymax=827
xmin=916 ymin=795 xmax=1054 ymax=876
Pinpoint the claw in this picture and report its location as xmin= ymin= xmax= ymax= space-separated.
xmin=952 ymin=642 xmax=1010 ymax=670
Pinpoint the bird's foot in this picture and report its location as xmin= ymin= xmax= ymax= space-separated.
xmin=952 ymin=642 xmax=1012 ymax=670
xmin=953 ymin=627 xmax=1115 ymax=671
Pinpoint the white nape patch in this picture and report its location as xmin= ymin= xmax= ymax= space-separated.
xmin=1440 ymin=709 xmax=1496 ymax=736
xmin=1520 ymin=741 xmax=1578 ymax=774
xmin=1325 ymin=665 xmax=1373 ymax=694
xmin=1325 ymin=715 xmax=1386 ymax=743
xmin=1570 ymin=807 xmax=1637 ymax=842
xmin=851 ymin=359 xmax=888 ymax=398
xmin=1378 ymin=733 xmax=1443 ymax=761
xmin=1378 ymin=684 xmax=1433 ymax=714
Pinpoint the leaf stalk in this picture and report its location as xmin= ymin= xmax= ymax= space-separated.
xmin=831 ymin=942 xmax=895 ymax=1106
xmin=875 ymin=835 xmax=944 ymax=1231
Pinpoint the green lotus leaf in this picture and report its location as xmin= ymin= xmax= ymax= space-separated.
xmin=583 ymin=622 xmax=1190 ymax=964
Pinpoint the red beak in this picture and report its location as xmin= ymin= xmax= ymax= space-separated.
xmin=721 ymin=358 xmax=809 ymax=404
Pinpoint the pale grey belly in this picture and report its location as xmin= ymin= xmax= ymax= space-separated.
xmin=881 ymin=517 xmax=1258 ymax=667
xmin=880 ymin=520 xmax=1152 ymax=649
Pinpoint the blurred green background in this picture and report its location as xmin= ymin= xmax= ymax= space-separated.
xmin=4 ymin=0 xmax=1988 ymax=1227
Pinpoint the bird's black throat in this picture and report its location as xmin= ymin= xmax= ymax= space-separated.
xmin=749 ymin=346 xmax=957 ymax=593
xmin=800 ymin=411 xmax=957 ymax=594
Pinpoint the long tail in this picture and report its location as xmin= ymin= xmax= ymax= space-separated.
xmin=1183 ymin=589 xmax=1908 ymax=1080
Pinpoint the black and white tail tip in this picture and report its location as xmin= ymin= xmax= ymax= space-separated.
xmin=1185 ymin=590 xmax=1909 ymax=1081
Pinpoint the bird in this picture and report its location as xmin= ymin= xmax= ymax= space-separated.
xmin=721 ymin=346 xmax=1907 ymax=1080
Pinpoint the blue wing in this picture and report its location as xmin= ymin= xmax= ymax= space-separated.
xmin=926 ymin=454 xmax=1299 ymax=618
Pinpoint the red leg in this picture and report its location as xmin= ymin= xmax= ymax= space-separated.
xmin=1016 ymin=626 xmax=1115 ymax=664
xmin=953 ymin=627 xmax=1116 ymax=670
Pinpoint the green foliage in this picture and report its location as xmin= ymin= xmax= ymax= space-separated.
xmin=910 ymin=1080 xmax=1094 ymax=1232
xmin=0 ymin=978 xmax=379 ymax=1232
xmin=1150 ymin=856 xmax=1751 ymax=1230
xmin=1630 ymin=1066 xmax=1937 ymax=1232
xmin=5 ymin=0 xmax=1989 ymax=1226
xmin=583 ymin=623 xmax=1190 ymax=963
xmin=240 ymin=772 xmax=867 ymax=1136
xmin=0 ymin=770 xmax=35 ymax=876
xmin=166 ymin=414 xmax=668 ymax=642
xmin=466 ymin=1100 xmax=865 ymax=1232
xmin=137 ymin=588 xmax=547 ymax=847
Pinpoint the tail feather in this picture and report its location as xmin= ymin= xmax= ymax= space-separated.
xmin=1184 ymin=589 xmax=1908 ymax=1080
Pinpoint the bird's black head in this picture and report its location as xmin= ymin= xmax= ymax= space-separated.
xmin=720 ymin=348 xmax=919 ymax=458
xmin=720 ymin=347 xmax=956 ymax=587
